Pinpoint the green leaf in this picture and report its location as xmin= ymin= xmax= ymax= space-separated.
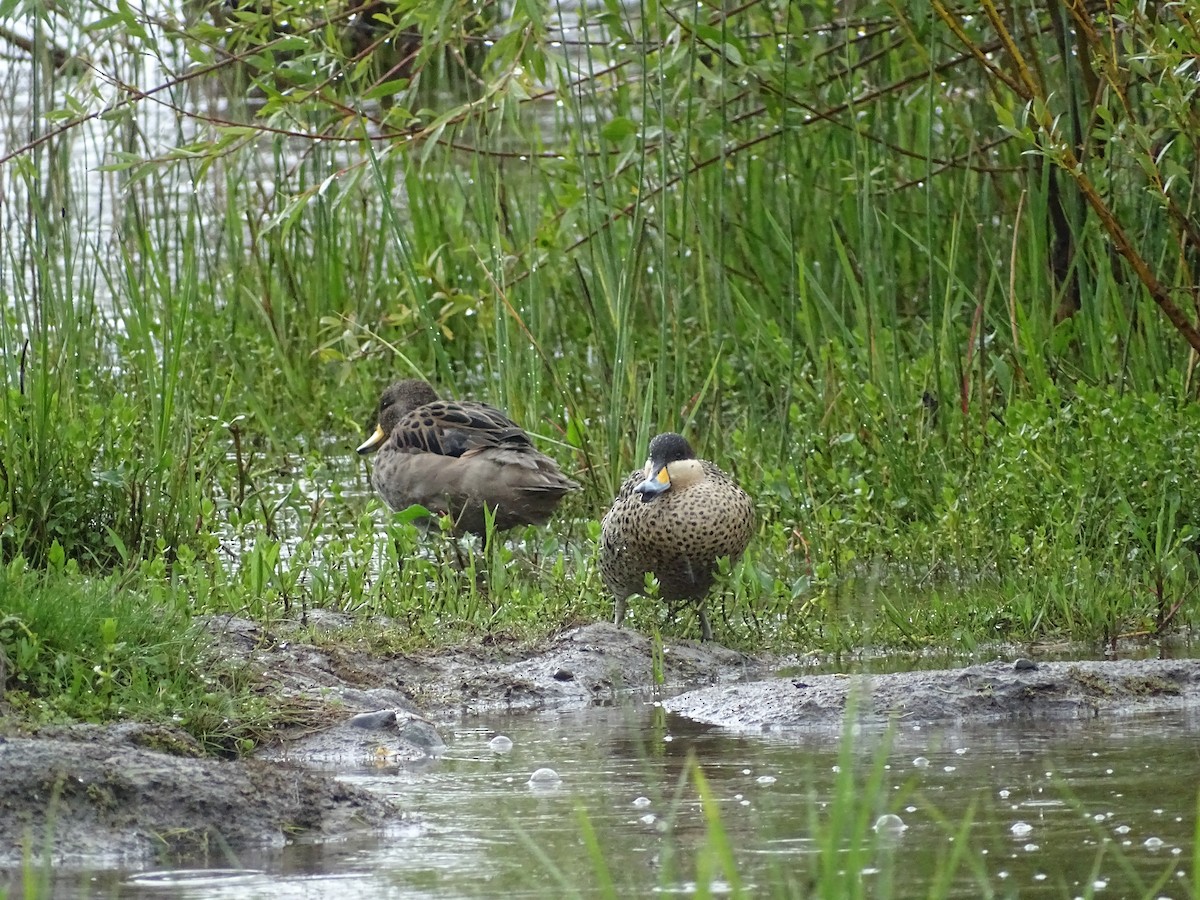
xmin=364 ymin=78 xmax=411 ymax=101
xmin=600 ymin=117 xmax=637 ymax=142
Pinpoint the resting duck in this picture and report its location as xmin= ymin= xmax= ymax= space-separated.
xmin=357 ymin=379 xmax=579 ymax=534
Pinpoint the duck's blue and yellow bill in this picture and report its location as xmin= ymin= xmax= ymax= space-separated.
xmin=635 ymin=464 xmax=672 ymax=498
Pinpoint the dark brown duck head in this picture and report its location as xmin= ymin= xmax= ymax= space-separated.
xmin=356 ymin=379 xmax=440 ymax=455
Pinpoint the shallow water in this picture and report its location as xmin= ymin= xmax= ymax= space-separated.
xmin=31 ymin=701 xmax=1200 ymax=899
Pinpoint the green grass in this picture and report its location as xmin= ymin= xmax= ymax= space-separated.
xmin=0 ymin=0 xmax=1198 ymax=744
xmin=0 ymin=557 xmax=274 ymax=753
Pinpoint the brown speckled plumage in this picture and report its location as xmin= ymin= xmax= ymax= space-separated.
xmin=600 ymin=433 xmax=754 ymax=641
xmin=357 ymin=379 xmax=579 ymax=534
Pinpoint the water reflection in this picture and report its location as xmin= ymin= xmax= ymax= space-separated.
xmin=18 ymin=702 xmax=1188 ymax=898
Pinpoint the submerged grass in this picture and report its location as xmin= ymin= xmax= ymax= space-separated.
xmin=0 ymin=0 xmax=1198 ymax=744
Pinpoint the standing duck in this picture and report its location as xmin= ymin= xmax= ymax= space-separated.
xmin=357 ymin=379 xmax=580 ymax=534
xmin=600 ymin=432 xmax=754 ymax=641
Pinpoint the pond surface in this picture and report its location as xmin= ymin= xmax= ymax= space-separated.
xmin=42 ymin=701 xmax=1200 ymax=899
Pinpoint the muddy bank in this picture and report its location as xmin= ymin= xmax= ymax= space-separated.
xmin=0 ymin=722 xmax=399 ymax=867
xmin=238 ymin=617 xmax=768 ymax=764
xmin=221 ymin=616 xmax=767 ymax=720
xmin=663 ymin=657 xmax=1200 ymax=730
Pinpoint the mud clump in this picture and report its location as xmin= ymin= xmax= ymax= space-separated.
xmin=662 ymin=658 xmax=1200 ymax=730
xmin=0 ymin=723 xmax=398 ymax=866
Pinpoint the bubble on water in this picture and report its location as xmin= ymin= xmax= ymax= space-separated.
xmin=528 ymin=767 xmax=562 ymax=786
xmin=1094 ymin=814 xmax=1107 ymax=822
xmin=913 ymin=757 xmax=930 ymax=768
xmin=955 ymin=747 xmax=967 ymax=755
xmin=873 ymin=814 xmax=907 ymax=834
xmin=1093 ymin=879 xmax=1108 ymax=890
xmin=1024 ymin=843 xmax=1039 ymax=852
xmin=756 ymin=775 xmax=777 ymax=785
xmin=640 ymin=813 xmax=656 ymax=824
xmin=663 ymin=735 xmax=673 ymax=743
xmin=832 ymin=765 xmax=840 ymax=773
xmin=1144 ymin=836 xmax=1165 ymax=850
xmin=1011 ymin=822 xmax=1033 ymax=837
xmin=632 ymin=796 xmax=651 ymax=808
xmin=1114 ymin=825 xmax=1130 ymax=835
xmin=489 ymin=735 xmax=513 ymax=753
xmin=943 ymin=766 xmax=956 ymax=773
xmin=998 ymin=789 xmax=1010 ymax=798
xmin=1034 ymin=873 xmax=1047 ymax=881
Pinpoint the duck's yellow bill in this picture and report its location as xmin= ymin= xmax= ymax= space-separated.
xmin=357 ymin=424 xmax=386 ymax=454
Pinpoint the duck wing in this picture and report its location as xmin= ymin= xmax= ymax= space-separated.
xmin=390 ymin=400 xmax=535 ymax=458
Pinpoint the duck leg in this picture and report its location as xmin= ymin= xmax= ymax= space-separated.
xmin=698 ymin=602 xmax=713 ymax=642
xmin=613 ymin=596 xmax=627 ymax=628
